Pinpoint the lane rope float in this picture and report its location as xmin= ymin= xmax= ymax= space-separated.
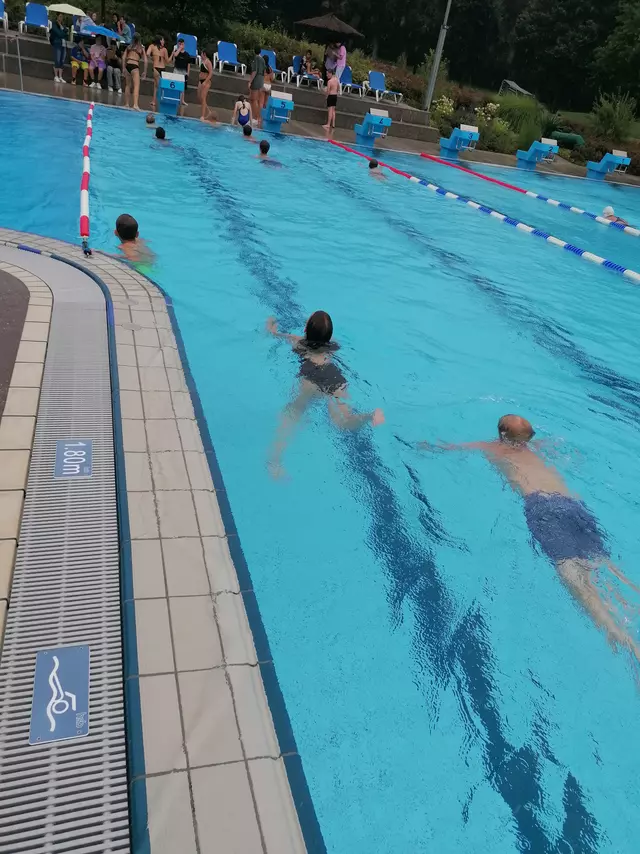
xmin=328 ymin=140 xmax=640 ymax=284
xmin=80 ymin=102 xmax=94 ymax=256
xmin=420 ymin=152 xmax=640 ymax=238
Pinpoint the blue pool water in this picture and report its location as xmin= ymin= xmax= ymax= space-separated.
xmin=2 ymin=91 xmax=640 ymax=853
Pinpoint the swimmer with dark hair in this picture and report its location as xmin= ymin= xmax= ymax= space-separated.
xmin=266 ymin=311 xmax=384 ymax=478
xmin=242 ymin=125 xmax=257 ymax=141
xmin=419 ymin=414 xmax=640 ymax=662
xmin=114 ymin=213 xmax=155 ymax=266
xmin=257 ymin=138 xmax=282 ymax=167
xmin=368 ymin=158 xmax=386 ymax=179
xmin=155 ymin=126 xmax=167 ymax=140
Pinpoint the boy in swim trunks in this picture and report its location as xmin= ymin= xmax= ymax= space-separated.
xmin=419 ymin=414 xmax=640 ymax=661
xmin=266 ymin=311 xmax=384 ymax=478
xmin=323 ymin=69 xmax=339 ymax=131
xmin=114 ymin=213 xmax=156 ymax=268
xmin=70 ymin=38 xmax=90 ymax=87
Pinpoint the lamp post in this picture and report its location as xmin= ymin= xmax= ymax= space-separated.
xmin=422 ymin=0 xmax=453 ymax=118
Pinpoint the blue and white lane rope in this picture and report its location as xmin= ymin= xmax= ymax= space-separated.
xmin=329 ymin=141 xmax=640 ymax=285
xmin=523 ymin=190 xmax=640 ymax=238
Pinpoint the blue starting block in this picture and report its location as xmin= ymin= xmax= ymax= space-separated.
xmin=261 ymin=91 xmax=294 ymax=134
xmin=159 ymin=71 xmax=185 ymax=116
xmin=439 ymin=124 xmax=479 ymax=161
xmin=354 ymin=108 xmax=392 ymax=149
xmin=516 ymin=137 xmax=559 ymax=171
xmin=586 ymin=149 xmax=631 ymax=181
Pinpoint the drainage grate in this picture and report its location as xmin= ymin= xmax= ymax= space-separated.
xmin=0 ymin=248 xmax=129 ymax=853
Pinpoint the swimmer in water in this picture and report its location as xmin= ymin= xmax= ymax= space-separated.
xmin=154 ymin=126 xmax=168 ymax=142
xmin=368 ymin=159 xmax=387 ymax=179
xmin=420 ymin=414 xmax=640 ymax=661
xmin=114 ymin=213 xmax=156 ymax=267
xmin=242 ymin=125 xmax=257 ymax=142
xmin=266 ymin=310 xmax=384 ymax=478
xmin=602 ymin=206 xmax=629 ymax=226
xmin=145 ymin=113 xmax=155 ymax=126
xmin=257 ymin=139 xmax=282 ymax=167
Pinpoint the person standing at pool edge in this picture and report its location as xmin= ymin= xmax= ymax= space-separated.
xmin=419 ymin=414 xmax=640 ymax=662
xmin=49 ymin=13 xmax=67 ymax=84
xmin=266 ymin=311 xmax=384 ymax=478
xmin=248 ymin=47 xmax=265 ymax=126
xmin=122 ymin=35 xmax=147 ymax=111
xmin=147 ymin=36 xmax=170 ymax=109
xmin=323 ymin=69 xmax=339 ymax=131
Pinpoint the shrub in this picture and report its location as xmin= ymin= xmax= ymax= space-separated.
xmin=591 ymin=91 xmax=637 ymax=142
xmin=496 ymin=93 xmax=544 ymax=132
xmin=517 ymin=116 xmax=543 ymax=150
xmin=480 ymin=117 xmax=517 ymax=154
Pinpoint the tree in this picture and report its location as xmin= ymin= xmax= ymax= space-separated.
xmin=512 ymin=0 xmax=621 ymax=109
xmin=595 ymin=0 xmax=640 ymax=102
xmin=445 ymin=0 xmax=506 ymax=88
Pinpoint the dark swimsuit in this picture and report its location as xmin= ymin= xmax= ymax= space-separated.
xmin=524 ymin=492 xmax=609 ymax=563
xmin=326 ymin=94 xmax=338 ymax=107
xmin=295 ymin=341 xmax=346 ymax=395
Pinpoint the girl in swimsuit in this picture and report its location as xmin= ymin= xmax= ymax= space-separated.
xmin=261 ymin=57 xmax=275 ymax=111
xmin=232 ymin=95 xmax=252 ymax=127
xmin=198 ymin=48 xmax=215 ymax=122
xmin=146 ymin=36 xmax=170 ymax=109
xmin=266 ymin=310 xmax=384 ymax=478
xmin=122 ymin=35 xmax=147 ymax=111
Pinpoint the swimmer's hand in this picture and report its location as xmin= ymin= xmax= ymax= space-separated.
xmin=371 ymin=408 xmax=385 ymax=427
xmin=266 ymin=317 xmax=278 ymax=335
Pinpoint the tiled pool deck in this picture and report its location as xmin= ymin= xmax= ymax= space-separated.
xmin=0 ymin=227 xmax=307 ymax=853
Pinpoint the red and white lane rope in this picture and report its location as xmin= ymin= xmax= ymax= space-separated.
xmin=80 ymin=102 xmax=94 ymax=256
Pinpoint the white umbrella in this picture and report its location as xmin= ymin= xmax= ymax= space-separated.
xmin=48 ymin=3 xmax=85 ymax=14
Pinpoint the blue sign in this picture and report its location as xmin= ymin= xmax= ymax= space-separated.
xmin=54 ymin=439 xmax=93 ymax=479
xmin=29 ymin=645 xmax=90 ymax=745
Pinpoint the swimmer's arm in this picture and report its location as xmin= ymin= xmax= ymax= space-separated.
xmin=417 ymin=440 xmax=492 ymax=452
xmin=265 ymin=317 xmax=301 ymax=345
xmin=606 ymin=561 xmax=640 ymax=596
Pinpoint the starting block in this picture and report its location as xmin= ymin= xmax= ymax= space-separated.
xmin=439 ymin=124 xmax=479 ymax=161
xmin=159 ymin=72 xmax=185 ymax=116
xmin=516 ymin=137 xmax=559 ymax=171
xmin=586 ymin=149 xmax=631 ymax=181
xmin=354 ymin=108 xmax=392 ymax=149
xmin=261 ymin=91 xmax=294 ymax=134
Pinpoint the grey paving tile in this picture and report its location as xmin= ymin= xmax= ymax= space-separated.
xmin=156 ymin=491 xmax=199 ymax=538
xmin=24 ymin=304 xmax=51 ymax=323
xmin=161 ymin=537 xmax=209 ymax=596
xmin=161 ymin=347 xmax=180 ymax=370
xmin=115 ymin=327 xmax=134 ymax=346
xmin=118 ymin=365 xmax=140 ymax=392
xmin=134 ymin=327 xmax=161 ymax=348
xmin=0 ymin=450 xmax=30 ymax=491
xmin=191 ymin=764 xmax=263 ymax=854
xmin=153 ymin=311 xmax=172 ymax=330
xmin=177 ymin=419 xmax=204 ymax=453
xmin=192 ymin=491 xmax=225 ymax=537
xmin=147 ymin=771 xmax=197 ymax=854
xmin=249 ymin=758 xmax=306 ymax=854
xmin=0 ymin=491 xmax=23 ymax=541
xmin=178 ymin=669 xmax=243 ymax=766
xmin=142 ymin=391 xmax=174 ymax=419
xmin=122 ymin=419 xmax=147 ymax=453
xmin=135 ymin=599 xmax=175 ymax=675
xmin=146 ymin=419 xmax=181 ymax=452
xmin=125 ymin=452 xmax=152 ymax=491
xmin=113 ymin=308 xmax=132 ymax=325
xmin=131 ymin=309 xmax=157 ymax=328
xmin=150 ymin=451 xmax=190 ymax=491
xmin=170 ymin=596 xmax=223 ymax=670
xmin=15 ymin=340 xmax=47 ymax=363
xmin=170 ymin=391 xmax=194 ymax=420
xmin=166 ymin=369 xmax=187 ymax=393
xmin=158 ymin=328 xmax=177 ymax=349
xmin=2 ymin=387 xmax=39 ymax=417
xmin=9 ymin=362 xmax=43 ymax=388
xmin=139 ymin=674 xmax=187 ymax=774
xmin=203 ymin=537 xmax=240 ymax=594
xmin=136 ymin=346 xmax=164 ymax=368
xmin=228 ymin=666 xmax=279 ymax=759
xmin=184 ymin=452 xmax=213 ymax=492
xmin=131 ymin=539 xmax=166 ymax=599
xmin=140 ymin=366 xmax=170 ymax=393
xmin=0 ymin=416 xmax=35 ymax=451
xmin=215 ymin=593 xmax=258 ymax=666
xmin=0 ymin=539 xmax=17 ymax=601
xmin=120 ymin=390 xmax=144 ymax=420
xmin=20 ymin=321 xmax=49 ymax=342
xmin=128 ymin=492 xmax=159 ymax=539
xmin=116 ymin=343 xmax=137 ymax=367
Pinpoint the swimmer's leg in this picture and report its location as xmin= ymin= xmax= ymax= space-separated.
xmin=557 ymin=558 xmax=640 ymax=661
xmin=268 ymin=380 xmax=320 ymax=479
xmin=328 ymin=389 xmax=384 ymax=431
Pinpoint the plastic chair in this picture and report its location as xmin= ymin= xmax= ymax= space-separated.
xmin=339 ymin=66 xmax=364 ymax=97
xmin=293 ymin=55 xmax=323 ymax=89
xmin=260 ymin=49 xmax=287 ymax=83
xmin=216 ymin=41 xmax=246 ymax=75
xmin=19 ymin=2 xmax=51 ymax=34
xmin=363 ymin=70 xmax=403 ymax=103
xmin=287 ymin=54 xmax=302 ymax=83
xmin=1 ymin=0 xmax=8 ymax=30
xmin=177 ymin=32 xmax=200 ymax=67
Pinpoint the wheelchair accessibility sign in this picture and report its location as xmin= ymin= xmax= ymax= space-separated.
xmin=29 ymin=645 xmax=90 ymax=745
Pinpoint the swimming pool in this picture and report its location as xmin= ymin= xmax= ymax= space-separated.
xmin=2 ymin=90 xmax=640 ymax=854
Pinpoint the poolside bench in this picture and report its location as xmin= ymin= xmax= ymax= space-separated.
xmin=354 ymin=108 xmax=392 ymax=149
xmin=439 ymin=124 xmax=479 ymax=162
xmin=586 ymin=149 xmax=631 ymax=181
xmin=261 ymin=91 xmax=294 ymax=134
xmin=516 ymin=137 xmax=559 ymax=171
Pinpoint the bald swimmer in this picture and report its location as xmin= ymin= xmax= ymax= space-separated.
xmin=420 ymin=414 xmax=640 ymax=660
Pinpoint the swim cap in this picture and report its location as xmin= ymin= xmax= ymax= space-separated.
xmin=603 ymin=206 xmax=614 ymax=217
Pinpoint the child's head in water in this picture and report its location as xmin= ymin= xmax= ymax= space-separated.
xmin=369 ymin=159 xmax=379 ymax=170
xmin=146 ymin=113 xmax=155 ymax=125
xmin=243 ymin=125 xmax=253 ymax=137
xmin=304 ymin=311 xmax=333 ymax=345
xmin=115 ymin=213 xmax=139 ymax=242
xmin=155 ymin=127 xmax=166 ymax=140
xmin=259 ymin=139 xmax=270 ymax=155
